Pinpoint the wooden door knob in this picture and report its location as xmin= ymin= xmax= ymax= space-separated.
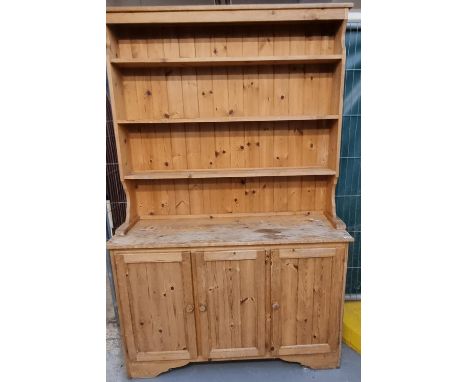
xmin=185 ymin=304 xmax=194 ymax=313
xmin=199 ymin=304 xmax=207 ymax=312
xmin=272 ymin=302 xmax=280 ymax=310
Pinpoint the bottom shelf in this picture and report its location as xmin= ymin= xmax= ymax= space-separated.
xmin=107 ymin=213 xmax=353 ymax=249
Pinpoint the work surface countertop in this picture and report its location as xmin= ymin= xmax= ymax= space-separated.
xmin=107 ymin=213 xmax=353 ymax=250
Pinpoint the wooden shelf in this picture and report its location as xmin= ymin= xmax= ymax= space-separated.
xmin=125 ymin=166 xmax=336 ymax=180
xmin=111 ymin=55 xmax=342 ymax=68
xmin=117 ymin=115 xmax=339 ymax=125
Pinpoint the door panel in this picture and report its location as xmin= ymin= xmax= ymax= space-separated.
xmin=114 ymin=251 xmax=197 ymax=361
xmin=194 ymin=250 xmax=266 ymax=359
xmin=271 ymin=246 xmax=346 ymax=356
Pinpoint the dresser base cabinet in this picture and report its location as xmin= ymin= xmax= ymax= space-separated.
xmin=110 ymin=245 xmax=348 ymax=378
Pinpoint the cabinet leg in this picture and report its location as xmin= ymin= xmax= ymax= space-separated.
xmin=126 ymin=360 xmax=190 ymax=378
xmin=279 ymin=349 xmax=341 ymax=370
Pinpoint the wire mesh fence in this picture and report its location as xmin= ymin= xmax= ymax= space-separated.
xmin=106 ymin=93 xmax=126 ymax=230
xmin=105 ymin=21 xmax=361 ymax=297
xmin=337 ymin=22 xmax=361 ymax=297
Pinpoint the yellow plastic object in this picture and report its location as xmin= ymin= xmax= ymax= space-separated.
xmin=342 ymin=301 xmax=361 ymax=353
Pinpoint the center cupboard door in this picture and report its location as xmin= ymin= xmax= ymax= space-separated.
xmin=194 ymin=250 xmax=266 ymax=359
xmin=114 ymin=251 xmax=197 ymax=362
xmin=270 ymin=246 xmax=347 ymax=357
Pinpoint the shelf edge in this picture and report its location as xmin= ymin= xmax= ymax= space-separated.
xmin=117 ymin=115 xmax=340 ymax=125
xmin=124 ymin=167 xmax=336 ymax=180
xmin=111 ymin=55 xmax=342 ymax=68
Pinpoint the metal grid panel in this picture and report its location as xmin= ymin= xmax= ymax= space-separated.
xmin=106 ymin=93 xmax=126 ymax=231
xmin=337 ymin=22 xmax=361 ymax=296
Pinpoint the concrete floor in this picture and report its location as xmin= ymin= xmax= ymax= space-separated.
xmin=107 ymin=322 xmax=361 ymax=382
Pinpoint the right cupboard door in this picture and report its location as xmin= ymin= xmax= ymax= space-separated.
xmin=270 ymin=246 xmax=347 ymax=356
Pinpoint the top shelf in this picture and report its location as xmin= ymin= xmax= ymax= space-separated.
xmin=111 ymin=55 xmax=342 ymax=68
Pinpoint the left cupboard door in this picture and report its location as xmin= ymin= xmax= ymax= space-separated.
xmin=113 ymin=251 xmax=197 ymax=362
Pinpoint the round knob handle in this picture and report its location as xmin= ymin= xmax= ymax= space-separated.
xmin=185 ymin=304 xmax=194 ymax=313
xmin=199 ymin=304 xmax=207 ymax=312
xmin=272 ymin=302 xmax=280 ymax=310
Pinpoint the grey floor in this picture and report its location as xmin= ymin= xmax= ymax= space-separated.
xmin=106 ymin=321 xmax=360 ymax=382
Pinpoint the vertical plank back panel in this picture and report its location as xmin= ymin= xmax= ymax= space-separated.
xmin=107 ymin=7 xmax=349 ymax=223
xmin=134 ymin=176 xmax=330 ymax=216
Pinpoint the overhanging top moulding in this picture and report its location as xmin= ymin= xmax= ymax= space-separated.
xmin=106 ymin=4 xmax=353 ymax=24
xmin=107 ymin=4 xmax=354 ymax=13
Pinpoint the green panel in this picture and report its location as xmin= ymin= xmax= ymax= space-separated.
xmin=337 ymin=23 xmax=361 ymax=295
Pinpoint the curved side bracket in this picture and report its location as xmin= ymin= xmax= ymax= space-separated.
xmin=115 ymin=180 xmax=139 ymax=236
xmin=325 ymin=177 xmax=346 ymax=230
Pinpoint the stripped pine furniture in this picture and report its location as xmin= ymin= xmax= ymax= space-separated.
xmin=106 ymin=3 xmax=353 ymax=378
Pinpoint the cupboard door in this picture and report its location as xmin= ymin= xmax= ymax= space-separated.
xmin=114 ymin=251 xmax=197 ymax=361
xmin=194 ymin=250 xmax=266 ymax=359
xmin=271 ymin=247 xmax=347 ymax=356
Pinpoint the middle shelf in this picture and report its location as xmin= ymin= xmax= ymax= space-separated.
xmin=124 ymin=166 xmax=336 ymax=180
xmin=117 ymin=115 xmax=339 ymax=125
